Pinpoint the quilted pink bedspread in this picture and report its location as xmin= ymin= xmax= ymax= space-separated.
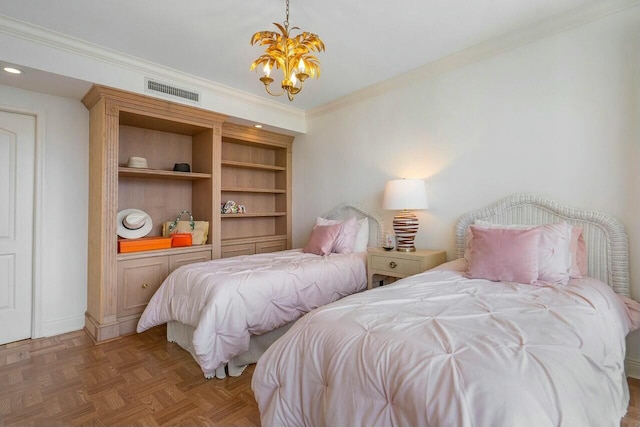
xmin=137 ymin=249 xmax=366 ymax=376
xmin=252 ymin=261 xmax=636 ymax=427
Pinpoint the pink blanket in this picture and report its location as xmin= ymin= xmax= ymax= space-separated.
xmin=253 ymin=261 xmax=637 ymax=427
xmin=137 ymin=249 xmax=366 ymax=377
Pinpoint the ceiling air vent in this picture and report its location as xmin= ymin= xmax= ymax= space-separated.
xmin=145 ymin=78 xmax=200 ymax=104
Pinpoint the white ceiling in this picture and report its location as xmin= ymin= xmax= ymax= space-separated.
xmin=0 ymin=0 xmax=614 ymax=110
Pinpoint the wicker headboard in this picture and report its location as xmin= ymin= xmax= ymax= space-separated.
xmin=455 ymin=193 xmax=629 ymax=296
xmin=322 ymin=203 xmax=386 ymax=249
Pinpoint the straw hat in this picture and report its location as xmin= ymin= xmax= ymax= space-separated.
xmin=117 ymin=209 xmax=153 ymax=239
xmin=127 ymin=156 xmax=149 ymax=168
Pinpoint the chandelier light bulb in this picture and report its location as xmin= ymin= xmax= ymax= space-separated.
xmin=263 ymin=63 xmax=271 ymax=78
xmin=298 ymin=59 xmax=305 ymax=73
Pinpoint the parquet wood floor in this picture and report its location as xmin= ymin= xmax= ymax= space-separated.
xmin=0 ymin=325 xmax=259 ymax=426
xmin=1 ymin=326 xmax=639 ymax=426
xmin=624 ymin=378 xmax=640 ymax=427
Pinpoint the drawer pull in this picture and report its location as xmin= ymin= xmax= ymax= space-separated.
xmin=389 ymin=261 xmax=397 ymax=269
xmin=142 ymin=283 xmax=149 ymax=289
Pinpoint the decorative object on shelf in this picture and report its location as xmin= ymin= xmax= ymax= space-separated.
xmin=250 ymin=0 xmax=325 ymax=101
xmin=170 ymin=233 xmax=193 ymax=248
xmin=222 ymin=200 xmax=239 ymax=214
xmin=382 ymin=179 xmax=429 ymax=252
xmin=118 ymin=236 xmax=171 ymax=253
xmin=383 ymin=234 xmax=395 ymax=251
xmin=238 ymin=205 xmax=247 ymax=214
xmin=162 ymin=210 xmax=209 ymax=245
xmin=173 ymin=163 xmax=191 ymax=172
xmin=126 ymin=156 xmax=149 ymax=169
xmin=117 ymin=208 xmax=153 ymax=239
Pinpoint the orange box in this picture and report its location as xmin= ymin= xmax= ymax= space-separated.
xmin=118 ymin=236 xmax=172 ymax=253
xmin=171 ymin=233 xmax=192 ymax=247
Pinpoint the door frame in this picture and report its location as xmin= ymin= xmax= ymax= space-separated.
xmin=0 ymin=105 xmax=45 ymax=339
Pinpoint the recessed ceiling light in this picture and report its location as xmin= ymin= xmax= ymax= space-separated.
xmin=254 ymin=124 xmax=263 ymax=128
xmin=3 ymin=67 xmax=22 ymax=74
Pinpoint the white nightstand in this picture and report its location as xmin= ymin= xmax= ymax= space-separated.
xmin=367 ymin=248 xmax=447 ymax=289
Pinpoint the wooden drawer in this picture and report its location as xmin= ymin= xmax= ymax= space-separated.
xmin=221 ymin=243 xmax=255 ymax=258
xmin=256 ymin=239 xmax=287 ymax=254
xmin=117 ymin=256 xmax=169 ymax=317
xmin=169 ymin=250 xmax=211 ymax=272
xmin=370 ymin=254 xmax=422 ymax=276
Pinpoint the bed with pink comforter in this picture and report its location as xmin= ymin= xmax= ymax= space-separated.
xmin=137 ymin=249 xmax=367 ymax=378
xmin=252 ymin=260 xmax=640 ymax=427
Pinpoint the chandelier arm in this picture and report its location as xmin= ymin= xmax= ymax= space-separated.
xmin=264 ymin=83 xmax=285 ymax=97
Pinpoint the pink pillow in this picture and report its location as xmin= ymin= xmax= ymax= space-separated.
xmin=467 ymin=221 xmax=572 ymax=285
xmin=303 ymin=224 xmax=342 ymax=255
xmin=315 ymin=217 xmax=359 ymax=254
xmin=466 ymin=226 xmax=541 ymax=284
xmin=569 ymin=226 xmax=588 ymax=278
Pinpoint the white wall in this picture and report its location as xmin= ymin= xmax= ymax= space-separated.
xmin=0 ymin=85 xmax=88 ymax=337
xmin=293 ymin=8 xmax=640 ymax=358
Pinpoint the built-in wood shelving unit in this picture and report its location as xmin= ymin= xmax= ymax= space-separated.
xmin=82 ymin=85 xmax=295 ymax=342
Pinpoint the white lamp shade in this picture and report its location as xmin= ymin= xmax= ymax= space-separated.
xmin=382 ymin=179 xmax=429 ymax=211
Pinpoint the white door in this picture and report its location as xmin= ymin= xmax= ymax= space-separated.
xmin=0 ymin=111 xmax=35 ymax=344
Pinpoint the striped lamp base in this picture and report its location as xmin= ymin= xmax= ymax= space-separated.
xmin=392 ymin=210 xmax=419 ymax=252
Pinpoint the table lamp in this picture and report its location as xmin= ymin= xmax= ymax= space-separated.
xmin=382 ymin=179 xmax=429 ymax=252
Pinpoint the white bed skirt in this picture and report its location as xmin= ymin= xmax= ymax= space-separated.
xmin=167 ymin=320 xmax=294 ymax=379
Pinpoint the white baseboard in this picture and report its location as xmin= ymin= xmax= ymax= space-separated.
xmin=40 ymin=314 xmax=84 ymax=338
xmin=626 ymin=357 xmax=640 ymax=379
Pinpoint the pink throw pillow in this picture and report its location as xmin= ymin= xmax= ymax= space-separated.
xmin=303 ymin=224 xmax=342 ymax=256
xmin=467 ymin=226 xmax=541 ymax=284
xmin=467 ymin=221 xmax=572 ymax=285
xmin=569 ymin=226 xmax=588 ymax=278
xmin=316 ymin=217 xmax=359 ymax=253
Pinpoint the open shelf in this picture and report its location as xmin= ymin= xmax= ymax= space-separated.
xmin=221 ymin=186 xmax=286 ymax=194
xmin=221 ymin=160 xmax=286 ymax=171
xmin=219 ymin=123 xmax=293 ymax=256
xmin=222 ymin=235 xmax=288 ymax=245
xmin=118 ymin=167 xmax=211 ymax=180
xmin=221 ymin=212 xmax=286 ymax=218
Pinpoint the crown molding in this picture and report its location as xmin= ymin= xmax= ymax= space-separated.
xmin=307 ymin=0 xmax=640 ymax=118
xmin=0 ymin=14 xmax=305 ymax=119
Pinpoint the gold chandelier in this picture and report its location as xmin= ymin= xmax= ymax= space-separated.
xmin=250 ymin=0 xmax=325 ymax=101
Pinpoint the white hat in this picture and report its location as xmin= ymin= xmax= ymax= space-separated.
xmin=127 ymin=156 xmax=149 ymax=168
xmin=117 ymin=209 xmax=153 ymax=239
